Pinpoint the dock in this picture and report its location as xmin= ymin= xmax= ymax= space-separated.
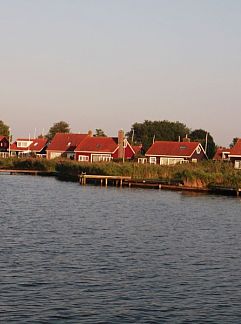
xmin=0 ymin=169 xmax=56 ymax=176
xmin=79 ymin=174 xmax=132 ymax=187
xmin=79 ymin=174 xmax=241 ymax=196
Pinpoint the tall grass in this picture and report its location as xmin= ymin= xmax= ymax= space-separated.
xmin=1 ymin=157 xmax=240 ymax=188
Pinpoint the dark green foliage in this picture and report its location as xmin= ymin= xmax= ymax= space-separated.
xmin=0 ymin=120 xmax=10 ymax=137
xmin=1 ymin=158 xmax=240 ymax=189
xmin=230 ymin=137 xmax=238 ymax=148
xmin=0 ymin=157 xmax=56 ymax=171
xmin=126 ymin=120 xmax=190 ymax=152
xmin=189 ymin=129 xmax=216 ymax=159
xmin=46 ymin=121 xmax=70 ymax=141
xmin=94 ymin=129 xmax=107 ymax=137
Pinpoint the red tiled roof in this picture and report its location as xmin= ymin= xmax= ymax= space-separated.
xmin=10 ymin=138 xmax=48 ymax=152
xmin=145 ymin=141 xmax=202 ymax=157
xmin=47 ymin=133 xmax=88 ymax=152
xmin=229 ymin=138 xmax=241 ymax=156
xmin=132 ymin=145 xmax=142 ymax=155
xmin=75 ymin=136 xmax=118 ymax=153
xmin=0 ymin=136 xmax=7 ymax=141
xmin=213 ymin=147 xmax=230 ymax=160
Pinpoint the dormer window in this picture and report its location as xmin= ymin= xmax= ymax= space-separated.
xmin=17 ymin=141 xmax=32 ymax=148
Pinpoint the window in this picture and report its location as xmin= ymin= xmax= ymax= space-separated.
xmin=50 ymin=152 xmax=61 ymax=159
xmin=17 ymin=141 xmax=32 ymax=148
xmin=149 ymin=157 xmax=156 ymax=164
xmin=234 ymin=160 xmax=241 ymax=169
xmin=138 ymin=158 xmax=147 ymax=164
xmin=78 ymin=155 xmax=89 ymax=162
xmin=91 ymin=154 xmax=112 ymax=162
xmin=196 ymin=146 xmax=201 ymax=154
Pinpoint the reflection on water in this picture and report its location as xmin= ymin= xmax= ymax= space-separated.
xmin=0 ymin=174 xmax=241 ymax=323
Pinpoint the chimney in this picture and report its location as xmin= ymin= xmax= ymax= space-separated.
xmin=118 ymin=129 xmax=124 ymax=159
xmin=182 ymin=134 xmax=190 ymax=142
xmin=88 ymin=130 xmax=93 ymax=137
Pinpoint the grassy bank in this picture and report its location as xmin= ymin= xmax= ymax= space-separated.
xmin=1 ymin=157 xmax=241 ymax=188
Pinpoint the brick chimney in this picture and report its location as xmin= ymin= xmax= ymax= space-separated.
xmin=118 ymin=129 xmax=124 ymax=159
xmin=182 ymin=134 xmax=190 ymax=142
xmin=88 ymin=130 xmax=93 ymax=137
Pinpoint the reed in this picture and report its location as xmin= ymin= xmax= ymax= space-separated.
xmin=0 ymin=157 xmax=240 ymax=188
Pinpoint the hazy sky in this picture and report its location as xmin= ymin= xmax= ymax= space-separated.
xmin=1 ymin=0 xmax=241 ymax=146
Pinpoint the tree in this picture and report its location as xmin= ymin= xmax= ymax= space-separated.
xmin=126 ymin=120 xmax=190 ymax=152
xmin=94 ymin=129 xmax=107 ymax=137
xmin=46 ymin=121 xmax=70 ymax=141
xmin=0 ymin=120 xmax=10 ymax=137
xmin=230 ymin=137 xmax=238 ymax=148
xmin=189 ymin=129 xmax=216 ymax=159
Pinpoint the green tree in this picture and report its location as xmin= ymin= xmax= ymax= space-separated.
xmin=126 ymin=120 xmax=190 ymax=152
xmin=0 ymin=120 xmax=10 ymax=137
xmin=230 ymin=137 xmax=238 ymax=148
xmin=46 ymin=121 xmax=70 ymax=141
xmin=189 ymin=129 xmax=216 ymax=159
xmin=94 ymin=129 xmax=107 ymax=137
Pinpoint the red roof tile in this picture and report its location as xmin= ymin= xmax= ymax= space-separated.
xmin=75 ymin=136 xmax=118 ymax=153
xmin=213 ymin=147 xmax=230 ymax=160
xmin=47 ymin=133 xmax=88 ymax=152
xmin=132 ymin=145 xmax=142 ymax=155
xmin=229 ymin=138 xmax=241 ymax=156
xmin=146 ymin=141 xmax=202 ymax=157
xmin=10 ymin=138 xmax=48 ymax=152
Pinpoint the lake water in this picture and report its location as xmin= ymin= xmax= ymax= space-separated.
xmin=0 ymin=174 xmax=241 ymax=323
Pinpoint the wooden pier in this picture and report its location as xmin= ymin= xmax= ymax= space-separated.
xmin=0 ymin=169 xmax=56 ymax=176
xmin=79 ymin=174 xmax=241 ymax=197
xmin=79 ymin=174 xmax=132 ymax=187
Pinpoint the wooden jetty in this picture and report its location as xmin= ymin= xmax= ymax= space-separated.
xmin=79 ymin=174 xmax=241 ymax=197
xmin=79 ymin=174 xmax=131 ymax=187
xmin=0 ymin=169 xmax=56 ymax=176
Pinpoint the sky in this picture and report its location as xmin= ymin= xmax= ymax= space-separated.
xmin=1 ymin=0 xmax=241 ymax=146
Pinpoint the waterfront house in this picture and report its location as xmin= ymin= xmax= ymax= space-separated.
xmin=10 ymin=138 xmax=48 ymax=157
xmin=213 ymin=147 xmax=231 ymax=161
xmin=228 ymin=138 xmax=241 ymax=169
xmin=145 ymin=141 xmax=207 ymax=165
xmin=75 ymin=130 xmax=136 ymax=162
xmin=46 ymin=132 xmax=89 ymax=159
xmin=0 ymin=136 xmax=9 ymax=158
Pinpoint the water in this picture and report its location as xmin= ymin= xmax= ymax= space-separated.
xmin=0 ymin=174 xmax=241 ymax=323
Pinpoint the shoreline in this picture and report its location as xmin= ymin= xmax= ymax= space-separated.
xmin=1 ymin=165 xmax=241 ymax=197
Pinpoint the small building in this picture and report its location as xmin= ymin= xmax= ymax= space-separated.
xmin=0 ymin=136 xmax=9 ymax=158
xmin=46 ymin=133 xmax=89 ymax=159
xmin=229 ymin=138 xmax=241 ymax=169
xmin=213 ymin=147 xmax=230 ymax=161
xmin=145 ymin=141 xmax=207 ymax=165
xmin=10 ymin=138 xmax=48 ymax=157
xmin=75 ymin=130 xmax=136 ymax=162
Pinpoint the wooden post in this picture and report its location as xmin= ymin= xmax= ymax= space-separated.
xmin=105 ymin=178 xmax=108 ymax=186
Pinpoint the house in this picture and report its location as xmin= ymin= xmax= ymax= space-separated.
xmin=75 ymin=130 xmax=136 ymax=162
xmin=10 ymin=138 xmax=48 ymax=157
xmin=229 ymin=138 xmax=241 ymax=169
xmin=46 ymin=133 xmax=89 ymax=159
xmin=0 ymin=136 xmax=9 ymax=158
xmin=213 ymin=147 xmax=230 ymax=161
xmin=145 ymin=141 xmax=207 ymax=165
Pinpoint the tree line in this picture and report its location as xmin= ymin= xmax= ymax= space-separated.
xmin=0 ymin=119 xmax=238 ymax=159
